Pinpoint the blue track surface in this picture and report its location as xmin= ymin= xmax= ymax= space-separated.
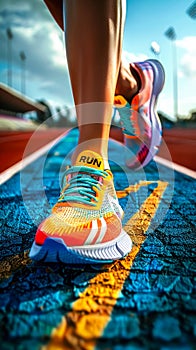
xmin=0 ymin=129 xmax=195 ymax=350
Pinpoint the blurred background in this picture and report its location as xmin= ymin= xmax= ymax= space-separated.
xmin=0 ymin=0 xmax=195 ymax=172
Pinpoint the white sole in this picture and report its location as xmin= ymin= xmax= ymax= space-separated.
xmin=29 ymin=229 xmax=132 ymax=264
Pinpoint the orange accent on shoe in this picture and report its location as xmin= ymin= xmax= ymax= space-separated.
xmin=101 ymin=215 xmax=122 ymax=243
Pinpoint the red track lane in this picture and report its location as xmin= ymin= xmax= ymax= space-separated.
xmin=159 ymin=128 xmax=196 ymax=171
xmin=0 ymin=128 xmax=67 ymax=173
xmin=0 ymin=127 xmax=195 ymax=173
xmin=110 ymin=127 xmax=196 ymax=171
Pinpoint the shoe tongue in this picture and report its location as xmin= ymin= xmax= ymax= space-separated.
xmin=75 ymin=150 xmax=104 ymax=171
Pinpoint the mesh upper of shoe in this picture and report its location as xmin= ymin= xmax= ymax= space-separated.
xmin=40 ymin=180 xmax=119 ymax=233
xmin=115 ymin=61 xmax=154 ymax=136
xmin=35 ymin=151 xmax=122 ymax=245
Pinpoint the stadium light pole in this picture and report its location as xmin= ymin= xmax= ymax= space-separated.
xmin=186 ymin=1 xmax=196 ymax=19
xmin=6 ymin=28 xmax=13 ymax=88
xmin=0 ymin=31 xmax=5 ymax=83
xmin=164 ymin=26 xmax=178 ymax=120
xmin=150 ymin=41 xmax=161 ymax=59
xmin=20 ymin=51 xmax=26 ymax=95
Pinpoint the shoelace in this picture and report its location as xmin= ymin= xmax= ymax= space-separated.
xmin=116 ymin=103 xmax=137 ymax=136
xmin=117 ymin=103 xmax=150 ymax=138
xmin=58 ymin=166 xmax=108 ymax=207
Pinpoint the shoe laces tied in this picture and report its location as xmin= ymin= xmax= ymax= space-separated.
xmin=58 ymin=166 xmax=108 ymax=206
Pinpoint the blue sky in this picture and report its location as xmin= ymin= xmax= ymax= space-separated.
xmin=123 ymin=0 xmax=196 ymax=118
xmin=0 ymin=0 xmax=195 ymax=119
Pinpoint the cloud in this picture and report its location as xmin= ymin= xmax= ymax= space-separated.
xmin=177 ymin=36 xmax=196 ymax=79
xmin=122 ymin=50 xmax=148 ymax=64
xmin=0 ymin=0 xmax=150 ymax=110
xmin=0 ymin=0 xmax=73 ymax=107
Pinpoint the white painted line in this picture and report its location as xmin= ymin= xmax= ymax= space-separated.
xmin=0 ymin=130 xmax=69 ymax=186
xmin=0 ymin=134 xmax=195 ymax=186
xmin=155 ymin=155 xmax=196 ymax=179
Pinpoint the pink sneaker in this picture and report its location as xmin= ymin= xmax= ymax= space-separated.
xmin=114 ymin=59 xmax=165 ymax=169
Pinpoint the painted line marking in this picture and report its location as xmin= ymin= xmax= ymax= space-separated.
xmin=1 ymin=128 xmax=195 ymax=186
xmin=0 ymin=251 xmax=31 ymax=280
xmin=44 ymin=181 xmax=168 ymax=350
xmin=154 ymin=155 xmax=196 ymax=179
xmin=0 ymin=180 xmax=157 ymax=280
xmin=0 ymin=129 xmax=69 ymax=186
xmin=0 ymin=130 xmax=194 ymax=346
xmin=116 ymin=180 xmax=159 ymax=198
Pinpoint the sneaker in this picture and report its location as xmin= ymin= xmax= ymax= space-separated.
xmin=114 ymin=59 xmax=165 ymax=169
xmin=29 ymin=150 xmax=132 ymax=264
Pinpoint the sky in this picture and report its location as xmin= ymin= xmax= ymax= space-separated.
xmin=0 ymin=0 xmax=195 ymax=119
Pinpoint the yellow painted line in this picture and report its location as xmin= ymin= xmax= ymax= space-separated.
xmin=116 ymin=180 xmax=158 ymax=198
xmin=0 ymin=251 xmax=31 ymax=280
xmin=44 ymin=180 xmax=168 ymax=350
xmin=0 ymin=181 xmax=155 ymax=279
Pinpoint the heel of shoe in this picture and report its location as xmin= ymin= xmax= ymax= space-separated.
xmin=147 ymin=59 xmax=165 ymax=96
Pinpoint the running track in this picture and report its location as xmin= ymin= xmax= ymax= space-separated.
xmin=0 ymin=128 xmax=195 ymax=349
xmin=0 ymin=128 xmax=67 ymax=173
xmin=0 ymin=127 xmax=196 ymax=173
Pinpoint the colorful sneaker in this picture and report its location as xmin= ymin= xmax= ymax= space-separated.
xmin=114 ymin=59 xmax=165 ymax=169
xmin=29 ymin=150 xmax=132 ymax=264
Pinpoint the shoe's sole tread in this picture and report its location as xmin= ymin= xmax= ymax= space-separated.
xmin=29 ymin=230 xmax=132 ymax=264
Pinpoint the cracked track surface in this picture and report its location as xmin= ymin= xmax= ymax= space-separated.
xmin=0 ymin=129 xmax=195 ymax=350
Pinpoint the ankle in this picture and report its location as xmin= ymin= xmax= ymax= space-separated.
xmin=115 ymin=62 xmax=141 ymax=103
xmin=72 ymin=140 xmax=110 ymax=169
